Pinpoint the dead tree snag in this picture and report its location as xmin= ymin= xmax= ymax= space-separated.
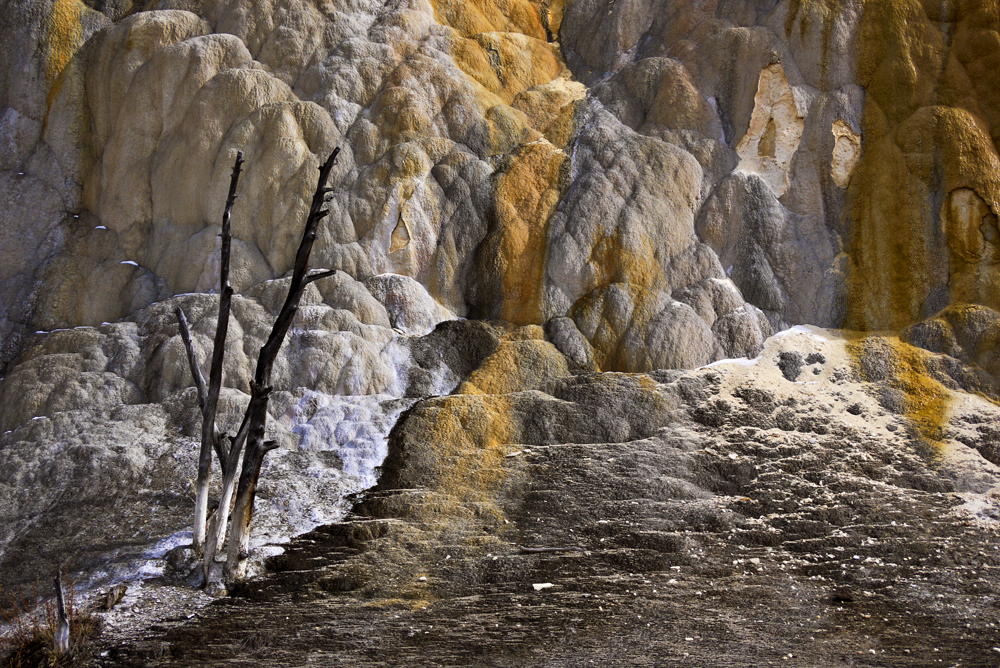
xmin=176 ymin=150 xmax=243 ymax=555
xmin=53 ymin=571 xmax=69 ymax=656
xmin=224 ymin=147 xmax=341 ymax=583
xmin=179 ymin=147 xmax=341 ymax=586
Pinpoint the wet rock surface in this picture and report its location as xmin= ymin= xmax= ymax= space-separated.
xmin=88 ymin=328 xmax=1000 ymax=667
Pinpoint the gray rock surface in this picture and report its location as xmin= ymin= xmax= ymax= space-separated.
xmin=86 ymin=327 xmax=1000 ymax=667
xmin=2 ymin=2 xmax=1000 ymax=665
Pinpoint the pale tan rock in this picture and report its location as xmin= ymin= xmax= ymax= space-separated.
xmin=761 ymin=0 xmax=863 ymax=91
xmin=314 ymin=270 xmax=391 ymax=328
xmin=92 ymin=34 xmax=255 ymax=256
xmin=830 ymin=118 xmax=861 ymax=187
xmin=364 ymin=273 xmax=454 ymax=336
xmin=0 ymin=0 xmax=111 ymax=371
xmin=84 ymin=11 xmax=212 ymax=156
xmin=735 ymin=63 xmax=806 ymax=197
xmin=4 ymin=2 xmax=1000 ymax=639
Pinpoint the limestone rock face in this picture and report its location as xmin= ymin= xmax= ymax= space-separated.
xmin=2 ymin=1 xmax=1000 ymax=662
xmin=4 ymin=0 xmax=1000 ymax=372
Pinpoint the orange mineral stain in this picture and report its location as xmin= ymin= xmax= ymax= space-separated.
xmin=43 ymin=0 xmax=84 ymax=112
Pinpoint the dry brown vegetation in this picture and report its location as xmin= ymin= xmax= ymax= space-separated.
xmin=1 ymin=579 xmax=100 ymax=668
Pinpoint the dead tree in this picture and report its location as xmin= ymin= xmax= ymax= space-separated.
xmin=223 ymin=147 xmax=340 ymax=582
xmin=177 ymin=147 xmax=341 ymax=585
xmin=176 ymin=151 xmax=243 ymax=555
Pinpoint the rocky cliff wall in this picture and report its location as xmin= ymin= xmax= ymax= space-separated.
xmin=4 ymin=0 xmax=997 ymax=376
xmin=3 ymin=2 xmax=1000 ymax=664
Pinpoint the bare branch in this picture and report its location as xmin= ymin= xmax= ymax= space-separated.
xmin=174 ymin=306 xmax=207 ymax=411
xmin=253 ymin=147 xmax=339 ymax=390
xmin=213 ymin=432 xmax=229 ymax=470
xmin=177 ymin=305 xmax=228 ymax=475
xmin=304 ymin=269 xmax=337 ymax=285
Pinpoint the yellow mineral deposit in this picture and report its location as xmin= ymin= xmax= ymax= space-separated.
xmin=436 ymin=0 xmax=570 ymax=154
xmin=431 ymin=0 xmax=547 ymax=40
xmin=460 ymin=331 xmax=570 ymax=395
xmin=847 ymin=0 xmax=1000 ymax=331
xmin=490 ymin=141 xmax=565 ymax=324
xmin=545 ymin=0 xmax=565 ymax=37
xmin=406 ymin=392 xmax=518 ymax=519
xmin=847 ymin=334 xmax=952 ymax=456
xmin=454 ymin=32 xmax=563 ymax=106
xmin=43 ymin=0 xmax=83 ymax=112
xmin=735 ymin=63 xmax=806 ymax=197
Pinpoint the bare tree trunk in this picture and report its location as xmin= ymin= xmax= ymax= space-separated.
xmin=223 ymin=147 xmax=340 ymax=583
xmin=225 ymin=435 xmax=278 ymax=581
xmin=53 ymin=571 xmax=69 ymax=656
xmin=202 ymin=391 xmax=258 ymax=584
xmin=176 ymin=308 xmax=229 ymax=470
xmin=187 ymin=151 xmax=243 ymax=555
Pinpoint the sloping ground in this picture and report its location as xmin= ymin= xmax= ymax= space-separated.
xmin=93 ymin=328 xmax=1000 ymax=667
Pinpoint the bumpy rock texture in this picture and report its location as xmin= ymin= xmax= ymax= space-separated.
xmin=92 ymin=329 xmax=1000 ymax=666
xmin=2 ymin=0 xmax=1000 ymax=665
xmin=4 ymin=0 xmax=1000 ymax=371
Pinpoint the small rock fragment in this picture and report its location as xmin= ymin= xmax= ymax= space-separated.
xmin=96 ymin=583 xmax=128 ymax=611
xmin=778 ymin=352 xmax=804 ymax=381
xmin=832 ymin=587 xmax=854 ymax=603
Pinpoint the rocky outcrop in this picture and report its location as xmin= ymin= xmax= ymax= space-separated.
xmin=0 ymin=277 xmax=467 ymax=591
xmin=2 ymin=1 xmax=1000 ymax=664
xmin=7 ymin=0 xmax=997 ymax=374
xmin=90 ymin=326 xmax=1000 ymax=666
